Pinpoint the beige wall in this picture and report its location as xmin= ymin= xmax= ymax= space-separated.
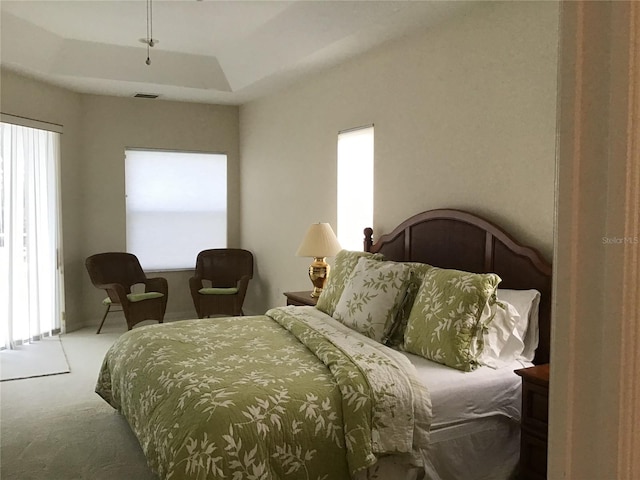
xmin=239 ymin=1 xmax=560 ymax=314
xmin=1 ymin=1 xmax=559 ymax=324
xmin=1 ymin=71 xmax=240 ymax=329
xmin=79 ymin=96 xmax=240 ymax=325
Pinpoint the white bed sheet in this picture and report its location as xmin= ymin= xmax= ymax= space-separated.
xmin=401 ymin=351 xmax=531 ymax=432
xmin=396 ymin=353 xmax=530 ymax=480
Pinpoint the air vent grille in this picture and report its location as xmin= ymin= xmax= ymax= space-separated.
xmin=134 ymin=93 xmax=159 ymax=99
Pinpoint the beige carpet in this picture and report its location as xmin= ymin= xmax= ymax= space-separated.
xmin=0 ymin=336 xmax=70 ymax=382
xmin=0 ymin=323 xmax=159 ymax=480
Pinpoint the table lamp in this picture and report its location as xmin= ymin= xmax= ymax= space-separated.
xmin=296 ymin=223 xmax=342 ymax=298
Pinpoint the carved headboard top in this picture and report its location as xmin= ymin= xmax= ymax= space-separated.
xmin=364 ymin=208 xmax=552 ymax=365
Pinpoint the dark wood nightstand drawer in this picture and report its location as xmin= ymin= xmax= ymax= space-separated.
xmin=521 ymin=381 xmax=549 ymax=437
xmin=515 ymin=364 xmax=549 ymax=480
xmin=520 ymin=432 xmax=548 ymax=480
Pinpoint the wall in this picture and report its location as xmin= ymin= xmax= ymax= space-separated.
xmin=1 ymin=1 xmax=559 ymax=324
xmin=80 ymin=95 xmax=240 ymax=324
xmin=1 ymin=70 xmax=240 ymax=329
xmin=239 ymin=1 xmax=560 ymax=315
xmin=1 ymin=69 xmax=84 ymax=331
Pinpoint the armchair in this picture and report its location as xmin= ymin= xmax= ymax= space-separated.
xmin=189 ymin=249 xmax=254 ymax=318
xmin=85 ymin=252 xmax=168 ymax=333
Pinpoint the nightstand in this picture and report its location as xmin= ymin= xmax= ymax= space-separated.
xmin=515 ymin=363 xmax=549 ymax=480
xmin=283 ymin=291 xmax=317 ymax=307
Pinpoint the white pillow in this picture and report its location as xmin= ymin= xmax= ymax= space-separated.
xmin=474 ymin=289 xmax=541 ymax=368
xmin=497 ymin=289 xmax=541 ymax=362
xmin=333 ymin=257 xmax=410 ymax=343
xmin=477 ymin=300 xmax=525 ymax=368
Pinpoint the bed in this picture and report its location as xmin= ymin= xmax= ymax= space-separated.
xmin=96 ymin=208 xmax=552 ymax=480
xmin=363 ymin=208 xmax=552 ymax=479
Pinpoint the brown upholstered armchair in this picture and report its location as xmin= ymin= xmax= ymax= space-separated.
xmin=85 ymin=252 xmax=168 ymax=333
xmin=189 ymin=249 xmax=254 ymax=318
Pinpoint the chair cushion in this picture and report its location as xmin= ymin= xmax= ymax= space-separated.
xmin=102 ymin=292 xmax=164 ymax=305
xmin=198 ymin=287 xmax=239 ymax=295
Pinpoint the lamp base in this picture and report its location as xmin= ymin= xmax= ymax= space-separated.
xmin=308 ymin=257 xmax=330 ymax=298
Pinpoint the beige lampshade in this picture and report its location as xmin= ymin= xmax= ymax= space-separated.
xmin=296 ymin=223 xmax=342 ymax=258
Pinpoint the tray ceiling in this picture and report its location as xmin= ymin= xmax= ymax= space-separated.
xmin=1 ymin=0 xmax=472 ymax=105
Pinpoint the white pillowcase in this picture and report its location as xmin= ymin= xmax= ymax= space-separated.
xmin=497 ymin=289 xmax=541 ymax=362
xmin=477 ymin=301 xmax=524 ymax=368
xmin=477 ymin=289 xmax=541 ymax=368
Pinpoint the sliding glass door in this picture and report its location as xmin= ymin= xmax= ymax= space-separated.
xmin=0 ymin=121 xmax=64 ymax=349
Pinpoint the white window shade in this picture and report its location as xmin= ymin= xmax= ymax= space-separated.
xmin=337 ymin=126 xmax=374 ymax=251
xmin=125 ymin=149 xmax=227 ymax=270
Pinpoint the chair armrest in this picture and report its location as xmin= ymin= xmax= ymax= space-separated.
xmin=145 ymin=277 xmax=168 ymax=296
xmin=94 ymin=282 xmax=130 ymax=306
xmin=189 ymin=275 xmax=204 ymax=296
xmin=236 ymin=274 xmax=252 ymax=305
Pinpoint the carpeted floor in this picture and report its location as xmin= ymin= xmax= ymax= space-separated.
xmin=0 ymin=323 xmax=159 ymax=480
xmin=1 ymin=335 xmax=70 ymax=382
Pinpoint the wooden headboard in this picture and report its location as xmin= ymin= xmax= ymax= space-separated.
xmin=364 ymin=209 xmax=552 ymax=365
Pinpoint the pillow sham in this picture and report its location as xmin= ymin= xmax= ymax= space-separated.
xmin=333 ymin=257 xmax=410 ymax=343
xmin=403 ymin=267 xmax=501 ymax=372
xmin=385 ymin=262 xmax=434 ymax=347
xmin=315 ymin=249 xmax=384 ymax=317
xmin=496 ymin=289 xmax=541 ymax=362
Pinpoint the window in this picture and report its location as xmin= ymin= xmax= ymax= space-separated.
xmin=125 ymin=149 xmax=227 ymax=271
xmin=337 ymin=126 xmax=374 ymax=251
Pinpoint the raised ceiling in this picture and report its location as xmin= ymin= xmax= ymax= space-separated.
xmin=1 ymin=0 xmax=472 ymax=105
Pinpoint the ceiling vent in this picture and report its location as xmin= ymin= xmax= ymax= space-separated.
xmin=134 ymin=93 xmax=159 ymax=99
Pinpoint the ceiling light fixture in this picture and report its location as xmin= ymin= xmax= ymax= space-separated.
xmin=140 ymin=0 xmax=158 ymax=65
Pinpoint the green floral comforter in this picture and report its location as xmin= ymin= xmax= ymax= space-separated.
xmin=96 ymin=306 xmax=431 ymax=480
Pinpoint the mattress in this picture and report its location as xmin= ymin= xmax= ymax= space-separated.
xmin=355 ymin=352 xmax=527 ymax=480
xmin=401 ymin=351 xmax=530 ymax=430
xmin=399 ymin=352 xmax=529 ymax=480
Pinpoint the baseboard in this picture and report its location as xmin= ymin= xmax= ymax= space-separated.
xmin=82 ymin=310 xmax=198 ymax=331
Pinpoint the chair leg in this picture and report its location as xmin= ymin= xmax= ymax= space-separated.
xmin=96 ymin=305 xmax=111 ymax=334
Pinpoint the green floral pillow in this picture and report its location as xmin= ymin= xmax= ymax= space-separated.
xmin=315 ymin=249 xmax=384 ymax=316
xmin=403 ymin=267 xmax=501 ymax=371
xmin=333 ymin=257 xmax=410 ymax=343
xmin=385 ymin=262 xmax=434 ymax=347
